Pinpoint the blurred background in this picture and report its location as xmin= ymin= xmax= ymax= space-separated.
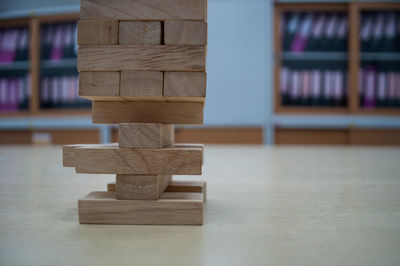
xmin=0 ymin=0 xmax=399 ymax=146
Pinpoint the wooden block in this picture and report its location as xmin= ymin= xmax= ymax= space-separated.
xmin=78 ymin=191 xmax=203 ymax=225
xmin=120 ymin=71 xmax=163 ymax=97
xmin=78 ymin=96 xmax=205 ymax=102
xmin=92 ymin=101 xmax=204 ymax=124
xmin=63 ymin=143 xmax=116 ymax=167
xmin=77 ymin=20 xmax=118 ymax=45
xmin=108 ymin=180 xmax=207 ymax=202
xmin=64 ymin=143 xmax=203 ymax=167
xmin=78 ymin=45 xmax=205 ymax=72
xmin=116 ymin=175 xmax=171 ymax=200
xmin=164 ymin=72 xmax=206 ymax=98
xmin=63 ymin=144 xmax=81 ymax=167
xmin=74 ymin=144 xmax=203 ymax=175
xmin=80 ymin=0 xmax=205 ymax=21
xmin=118 ymin=123 xmax=174 ymax=148
xmin=79 ymin=72 xmax=120 ymax=99
xmin=164 ymin=21 xmax=207 ymax=45
xmin=119 ymin=21 xmax=161 ymax=45
xmin=166 ymin=180 xmax=206 ymax=193
xmin=169 ymin=180 xmax=206 ymax=201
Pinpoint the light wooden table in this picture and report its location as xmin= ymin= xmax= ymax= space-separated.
xmin=0 ymin=145 xmax=400 ymax=266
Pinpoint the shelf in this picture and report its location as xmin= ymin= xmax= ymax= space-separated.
xmin=37 ymin=108 xmax=91 ymax=116
xmin=0 ymin=61 xmax=30 ymax=71
xmin=0 ymin=110 xmax=30 ymax=117
xmin=358 ymin=108 xmax=400 ymax=116
xmin=360 ymin=53 xmax=400 ymax=61
xmin=273 ymin=114 xmax=400 ymax=129
xmin=0 ymin=108 xmax=91 ymax=118
xmin=280 ymin=52 xmax=348 ymax=61
xmin=40 ymin=58 xmax=77 ymax=69
xmin=276 ymin=107 xmax=348 ymax=115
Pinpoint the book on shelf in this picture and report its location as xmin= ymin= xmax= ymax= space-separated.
xmin=280 ymin=66 xmax=347 ymax=107
xmin=361 ymin=11 xmax=400 ymax=53
xmin=41 ymin=22 xmax=77 ymax=61
xmin=359 ymin=66 xmax=400 ymax=108
xmin=282 ymin=12 xmax=348 ymax=53
xmin=40 ymin=75 xmax=90 ymax=109
xmin=0 ymin=75 xmax=30 ymax=112
xmin=0 ymin=28 xmax=29 ymax=63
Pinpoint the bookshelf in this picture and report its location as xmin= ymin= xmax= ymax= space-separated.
xmin=274 ymin=2 xmax=400 ymax=116
xmin=0 ymin=12 xmax=86 ymax=117
xmin=0 ymin=12 xmax=99 ymax=144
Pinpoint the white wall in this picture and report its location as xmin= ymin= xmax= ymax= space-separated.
xmin=206 ymin=0 xmax=273 ymax=126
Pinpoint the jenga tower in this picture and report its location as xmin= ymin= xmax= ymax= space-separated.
xmin=63 ymin=0 xmax=207 ymax=225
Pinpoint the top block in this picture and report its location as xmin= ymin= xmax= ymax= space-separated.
xmin=81 ymin=0 xmax=206 ymax=20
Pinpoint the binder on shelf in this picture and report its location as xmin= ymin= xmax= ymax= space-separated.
xmin=334 ymin=15 xmax=348 ymax=52
xmin=311 ymin=70 xmax=321 ymax=106
xmin=0 ymin=75 xmax=30 ymax=112
xmin=283 ymin=13 xmax=300 ymax=51
xmin=376 ymin=72 xmax=387 ymax=107
xmin=283 ymin=11 xmax=348 ymax=53
xmin=42 ymin=24 xmax=53 ymax=60
xmin=0 ymin=29 xmax=19 ymax=63
xmin=360 ymin=13 xmax=372 ymax=52
xmin=289 ymin=70 xmax=300 ymax=105
xmin=15 ymin=28 xmax=29 ymax=61
xmin=361 ymin=11 xmax=400 ymax=53
xmin=63 ymin=24 xmax=76 ymax=59
xmin=41 ymin=22 xmax=78 ymax=61
xmin=322 ymin=14 xmax=338 ymax=52
xmin=383 ymin=12 xmax=397 ymax=52
xmin=388 ymin=72 xmax=396 ymax=107
xmin=369 ymin=12 xmax=384 ymax=52
xmin=280 ymin=67 xmax=290 ymax=105
xmin=363 ymin=66 xmax=377 ymax=109
xmin=291 ymin=14 xmax=313 ymax=53
xmin=40 ymin=74 xmax=90 ymax=109
xmin=394 ymin=72 xmax=400 ymax=107
xmin=306 ymin=14 xmax=325 ymax=52
xmin=281 ymin=65 xmax=347 ymax=107
xmin=50 ymin=24 xmax=64 ymax=61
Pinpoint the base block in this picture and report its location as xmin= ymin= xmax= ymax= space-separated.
xmin=78 ymin=191 xmax=203 ymax=225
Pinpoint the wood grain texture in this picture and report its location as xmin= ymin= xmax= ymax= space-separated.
xmin=120 ymin=71 xmax=163 ymax=97
xmin=63 ymin=144 xmax=81 ymax=167
xmin=78 ymin=45 xmax=205 ymax=72
xmin=79 ymin=72 xmax=120 ymax=98
xmin=80 ymin=0 xmax=205 ymax=20
xmin=74 ymin=96 xmax=205 ymax=102
xmin=77 ymin=20 xmax=118 ymax=45
xmin=116 ymin=175 xmax=171 ymax=200
xmin=92 ymin=101 xmax=204 ymax=124
xmin=73 ymin=144 xmax=203 ymax=175
xmin=119 ymin=21 xmax=161 ymax=45
xmin=164 ymin=20 xmax=207 ymax=45
xmin=164 ymin=72 xmax=206 ymax=98
xmin=78 ymin=191 xmax=203 ymax=225
xmin=118 ymin=123 xmax=174 ymax=148
xmin=63 ymin=143 xmax=115 ymax=167
xmin=109 ymin=180 xmax=207 ymax=201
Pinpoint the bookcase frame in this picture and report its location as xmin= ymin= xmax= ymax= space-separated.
xmin=0 ymin=12 xmax=85 ymax=118
xmin=274 ymin=2 xmax=400 ymax=116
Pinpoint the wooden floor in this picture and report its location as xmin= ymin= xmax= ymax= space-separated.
xmin=0 ymin=145 xmax=400 ymax=265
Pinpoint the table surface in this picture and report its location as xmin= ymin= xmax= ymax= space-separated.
xmin=0 ymin=145 xmax=400 ymax=266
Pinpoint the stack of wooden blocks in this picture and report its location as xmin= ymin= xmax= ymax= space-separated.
xmin=62 ymin=0 xmax=207 ymax=225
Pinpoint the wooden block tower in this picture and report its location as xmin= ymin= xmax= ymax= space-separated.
xmin=63 ymin=0 xmax=207 ymax=225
